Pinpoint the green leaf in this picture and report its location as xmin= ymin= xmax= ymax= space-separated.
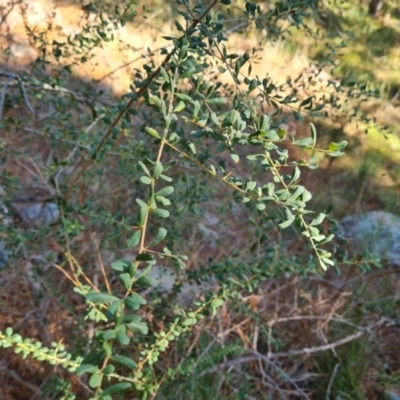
xmin=136 ymin=253 xmax=154 ymax=262
xmin=116 ymin=331 xmax=130 ymax=345
xmin=76 ymin=364 xmax=99 ymax=376
xmin=179 ymin=65 xmax=196 ymax=79
xmin=126 ymin=320 xmax=149 ymax=335
xmin=328 ymin=150 xmax=345 ymax=157
xmin=138 ymin=265 xmax=153 ymax=280
xmin=211 ymin=298 xmax=224 ymax=308
xmin=160 ymin=67 xmax=170 ymax=83
xmin=145 ymin=127 xmax=160 ymax=139
xmin=182 ymin=317 xmax=196 ymax=326
xmin=312 ymin=234 xmax=326 ymax=242
xmin=230 ymin=151 xmax=239 ymax=163
xmin=100 ymin=383 xmax=132 ymax=398
xmin=188 ymin=142 xmax=196 ymax=155
xmin=156 ymin=186 xmax=174 ymax=197
xmin=175 ymin=93 xmax=193 ymax=103
xmin=149 ymin=227 xmax=167 ymax=247
xmin=289 ymin=166 xmax=301 ymax=185
xmin=328 ymin=142 xmax=340 ymax=151
xmin=302 ymin=189 xmax=312 ymax=202
xmin=136 ymin=275 xmax=153 ymax=288
xmin=103 ymin=341 xmax=112 ymax=357
xmin=247 ymin=79 xmax=258 ymax=93
xmin=112 ymin=355 xmax=137 ymax=370
xmin=124 ymin=292 xmax=147 ymax=311
xmin=300 ymin=97 xmax=313 ymax=107
xmin=310 ymin=213 xmax=325 ymax=226
xmin=293 ymin=110 xmax=304 ymax=121
xmin=175 ymin=20 xmax=184 ymax=32
xmin=138 ymin=161 xmax=151 ymax=176
xmin=176 ymin=257 xmax=186 ymax=269
xmin=288 ymin=186 xmax=305 ymax=203
xmin=127 ymin=230 xmax=141 ymax=248
xmin=119 ymin=273 xmax=132 ymax=290
xmin=148 ymin=96 xmax=161 ymax=107
xmin=207 ymin=97 xmax=227 ymax=105
xmin=111 ymin=260 xmax=127 ymax=271
xmin=322 ymin=257 xmax=334 ymax=266
xmin=277 ymin=127 xmax=286 ymax=139
xmin=173 ymin=101 xmax=185 ymax=113
xmin=328 ymin=140 xmax=348 ymax=152
xmin=319 ymin=233 xmax=334 ymax=245
xmin=156 ymin=195 xmax=171 ymax=206
xmin=138 ymin=208 xmax=147 ymax=226
xmin=160 ymin=174 xmax=173 ymax=182
xmin=265 ymin=130 xmax=280 ymax=141
xmin=310 ymin=123 xmax=317 ymax=147
xmin=107 ymin=299 xmax=122 ymax=317
xmin=256 ymin=202 xmax=265 ymax=211
xmin=191 ymin=130 xmax=207 ymax=139
xmin=279 ymin=209 xmax=295 ymax=229
xmin=296 ymin=137 xmax=314 ymax=147
xmin=265 ymin=182 xmax=275 ymax=196
xmin=211 ymin=112 xmax=220 ymax=126
xmin=136 ymin=198 xmax=148 ymax=209
xmin=152 ymin=208 xmax=170 ymax=218
xmin=89 ymin=372 xmax=102 ymax=388
xmin=338 ymin=140 xmax=348 ymax=150
xmin=102 ymin=330 xmax=117 ymax=340
xmin=85 ymin=292 xmax=119 ymax=304
xmin=140 ymin=176 xmax=152 ymax=185
xmin=153 ymin=162 xmax=163 ymax=178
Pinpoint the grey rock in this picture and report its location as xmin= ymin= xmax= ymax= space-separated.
xmin=144 ymin=265 xmax=217 ymax=305
xmin=339 ymin=211 xmax=400 ymax=266
xmin=385 ymin=390 xmax=400 ymax=400
xmin=16 ymin=202 xmax=59 ymax=227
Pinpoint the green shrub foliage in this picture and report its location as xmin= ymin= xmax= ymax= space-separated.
xmin=0 ymin=0 xmax=380 ymax=398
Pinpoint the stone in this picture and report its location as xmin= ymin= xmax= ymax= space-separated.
xmin=15 ymin=202 xmax=59 ymax=227
xmin=142 ymin=265 xmax=217 ymax=305
xmin=385 ymin=390 xmax=400 ymax=400
xmin=339 ymin=211 xmax=400 ymax=266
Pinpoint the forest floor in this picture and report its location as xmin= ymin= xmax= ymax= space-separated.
xmin=1 ymin=0 xmax=400 ymax=399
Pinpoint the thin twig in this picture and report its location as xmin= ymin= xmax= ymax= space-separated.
xmin=17 ymin=126 xmax=123 ymax=158
xmin=197 ymin=355 xmax=259 ymax=377
xmin=266 ymin=318 xmax=387 ymax=359
xmin=0 ymin=365 xmax=44 ymax=397
xmin=249 ymin=349 xmax=312 ymax=400
xmin=268 ymin=315 xmax=368 ymax=331
xmin=326 ymin=363 xmax=339 ymax=400
xmin=0 ymin=71 xmax=34 ymax=119
xmin=94 ymin=45 xmax=171 ymax=83
xmin=93 ymin=237 xmax=111 ymax=295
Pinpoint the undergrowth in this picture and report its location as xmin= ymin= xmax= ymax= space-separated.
xmin=0 ymin=0 xmax=399 ymax=399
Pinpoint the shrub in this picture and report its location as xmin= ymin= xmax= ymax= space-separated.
xmin=0 ymin=0 xmax=390 ymax=399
